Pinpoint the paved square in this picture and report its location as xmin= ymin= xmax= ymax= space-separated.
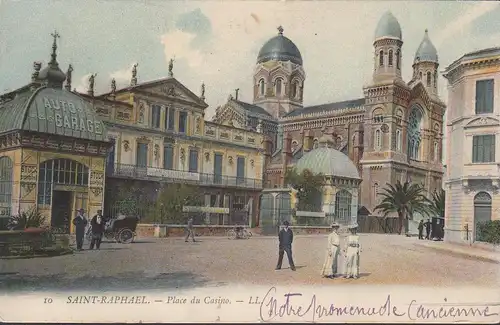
xmin=0 ymin=234 xmax=497 ymax=292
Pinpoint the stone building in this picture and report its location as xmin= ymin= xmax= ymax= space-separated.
xmin=215 ymin=11 xmax=446 ymax=215
xmin=74 ymin=62 xmax=265 ymax=226
xmin=442 ymin=47 xmax=500 ymax=243
xmin=0 ymin=33 xmax=110 ymax=232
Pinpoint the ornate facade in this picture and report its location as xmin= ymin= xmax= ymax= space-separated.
xmin=443 ymin=47 xmax=500 ymax=243
xmin=0 ymin=33 xmax=110 ymax=232
xmin=214 ymin=12 xmax=446 ymax=215
xmin=76 ymin=60 xmax=265 ymax=226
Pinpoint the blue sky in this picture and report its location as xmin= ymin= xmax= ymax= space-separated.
xmin=0 ymin=1 xmax=499 ymax=118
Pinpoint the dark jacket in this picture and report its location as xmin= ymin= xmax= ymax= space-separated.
xmin=418 ymin=222 xmax=424 ymax=230
xmin=72 ymin=216 xmax=87 ymax=235
xmin=278 ymin=228 xmax=293 ymax=248
xmin=91 ymin=215 xmax=105 ymax=234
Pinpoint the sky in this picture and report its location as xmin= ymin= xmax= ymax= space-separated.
xmin=0 ymin=0 xmax=499 ymax=122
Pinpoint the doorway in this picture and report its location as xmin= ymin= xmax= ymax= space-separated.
xmin=51 ymin=191 xmax=72 ymax=234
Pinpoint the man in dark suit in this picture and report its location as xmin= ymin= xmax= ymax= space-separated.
xmin=90 ymin=209 xmax=105 ymax=250
xmin=275 ymin=220 xmax=296 ymax=271
xmin=418 ymin=220 xmax=424 ymax=240
xmin=424 ymin=219 xmax=431 ymax=240
xmin=72 ymin=208 xmax=87 ymax=251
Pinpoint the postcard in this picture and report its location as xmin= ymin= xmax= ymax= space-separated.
xmin=0 ymin=0 xmax=499 ymax=323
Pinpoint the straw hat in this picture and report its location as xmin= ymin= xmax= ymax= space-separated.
xmin=331 ymin=222 xmax=340 ymax=228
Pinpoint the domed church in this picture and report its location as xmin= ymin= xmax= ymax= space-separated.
xmin=213 ymin=11 xmax=445 ymax=215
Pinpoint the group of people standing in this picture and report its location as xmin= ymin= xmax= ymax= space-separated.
xmin=72 ymin=208 xmax=106 ymax=251
xmin=274 ymin=221 xmax=361 ymax=279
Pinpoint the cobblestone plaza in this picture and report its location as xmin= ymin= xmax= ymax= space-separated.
xmin=1 ymin=234 xmax=497 ymax=292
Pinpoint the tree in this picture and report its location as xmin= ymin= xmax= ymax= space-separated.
xmin=284 ymin=168 xmax=324 ymax=212
xmin=374 ymin=181 xmax=431 ymax=235
xmin=152 ymin=184 xmax=203 ymax=224
xmin=428 ymin=188 xmax=445 ymax=219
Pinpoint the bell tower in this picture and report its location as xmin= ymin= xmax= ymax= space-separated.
xmin=253 ymin=26 xmax=305 ymax=118
xmin=409 ymin=29 xmax=439 ymax=98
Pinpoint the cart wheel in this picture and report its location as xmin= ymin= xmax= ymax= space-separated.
xmin=226 ymin=229 xmax=237 ymax=240
xmin=119 ymin=229 xmax=134 ymax=244
xmin=104 ymin=232 xmax=115 ymax=241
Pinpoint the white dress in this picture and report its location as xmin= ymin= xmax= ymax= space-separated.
xmin=344 ymin=234 xmax=360 ymax=278
xmin=320 ymin=231 xmax=340 ymax=277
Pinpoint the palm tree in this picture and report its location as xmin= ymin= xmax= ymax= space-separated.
xmin=428 ymin=189 xmax=445 ymax=219
xmin=374 ymin=181 xmax=431 ymax=235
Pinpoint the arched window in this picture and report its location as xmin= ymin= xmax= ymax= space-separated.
xmin=38 ymin=159 xmax=89 ymax=205
xmin=396 ymin=50 xmax=400 ymax=69
xmin=419 ymin=72 xmax=423 ymax=80
xmin=474 ymin=192 xmax=492 ymax=241
xmin=396 ymin=129 xmax=402 ymax=151
xmin=433 ymin=141 xmax=439 ymax=161
xmin=352 ymin=134 xmax=356 ymax=146
xmin=407 ymin=106 xmax=423 ymax=160
xmin=388 ymin=50 xmax=393 ymax=66
xmin=373 ymin=182 xmax=379 ymax=203
xmin=434 ymin=73 xmax=437 ymax=87
xmin=259 ymin=79 xmax=265 ymax=96
xmin=335 ymin=190 xmax=352 ymax=224
xmin=291 ymin=140 xmax=298 ymax=152
xmin=0 ymin=157 xmax=13 ymax=221
xmin=379 ymin=50 xmax=384 ymax=67
xmin=291 ymin=81 xmax=297 ymax=98
xmin=275 ymin=78 xmax=283 ymax=96
xmin=375 ymin=129 xmax=382 ymax=150
xmin=426 ymin=72 xmax=432 ymax=87
xmin=313 ymin=139 xmax=319 ymax=149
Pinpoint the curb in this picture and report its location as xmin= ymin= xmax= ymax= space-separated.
xmin=415 ymin=243 xmax=500 ymax=264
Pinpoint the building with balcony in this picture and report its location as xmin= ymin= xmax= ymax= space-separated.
xmin=75 ymin=64 xmax=265 ymax=226
xmin=443 ymin=47 xmax=500 ymax=243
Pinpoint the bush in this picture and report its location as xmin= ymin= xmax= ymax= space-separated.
xmin=7 ymin=208 xmax=47 ymax=230
xmin=476 ymin=220 xmax=500 ymax=245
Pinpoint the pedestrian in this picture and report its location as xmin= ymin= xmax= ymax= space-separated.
xmin=418 ymin=220 xmax=424 ymax=240
xmin=344 ymin=224 xmax=361 ymax=279
xmin=321 ymin=222 xmax=341 ymax=279
xmin=424 ymin=219 xmax=431 ymax=240
xmin=90 ymin=209 xmax=105 ymax=250
xmin=72 ymin=208 xmax=88 ymax=251
xmin=275 ymin=220 xmax=296 ymax=271
xmin=185 ymin=216 xmax=196 ymax=242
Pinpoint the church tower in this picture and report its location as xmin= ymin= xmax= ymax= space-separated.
xmin=253 ymin=26 xmax=305 ymax=118
xmin=360 ymin=11 xmax=411 ymax=213
xmin=408 ymin=29 xmax=439 ymax=97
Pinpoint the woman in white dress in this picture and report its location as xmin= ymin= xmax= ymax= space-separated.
xmin=344 ymin=224 xmax=361 ymax=279
xmin=321 ymin=223 xmax=341 ymax=278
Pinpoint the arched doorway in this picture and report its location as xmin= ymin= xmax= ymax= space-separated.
xmin=473 ymin=191 xmax=492 ymax=241
xmin=407 ymin=105 xmax=423 ymax=160
xmin=335 ymin=189 xmax=352 ymax=225
xmin=38 ymin=158 xmax=89 ymax=233
xmin=0 ymin=156 xmax=13 ymax=229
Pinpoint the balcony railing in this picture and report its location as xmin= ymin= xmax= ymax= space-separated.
xmin=107 ymin=163 xmax=263 ymax=189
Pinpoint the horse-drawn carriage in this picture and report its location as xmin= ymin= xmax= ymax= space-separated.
xmin=86 ymin=214 xmax=139 ymax=244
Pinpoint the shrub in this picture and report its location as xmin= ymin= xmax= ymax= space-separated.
xmin=7 ymin=208 xmax=47 ymax=230
xmin=476 ymin=220 xmax=500 ymax=245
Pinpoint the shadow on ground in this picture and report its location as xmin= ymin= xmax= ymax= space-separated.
xmin=0 ymin=271 xmax=219 ymax=292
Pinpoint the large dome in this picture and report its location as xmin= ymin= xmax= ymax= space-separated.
xmin=257 ymin=26 xmax=303 ymax=65
xmin=414 ymin=29 xmax=438 ymax=63
xmin=295 ymin=136 xmax=360 ymax=179
xmin=374 ymin=11 xmax=402 ymax=41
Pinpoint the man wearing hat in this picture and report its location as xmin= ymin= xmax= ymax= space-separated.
xmin=90 ymin=209 xmax=105 ymax=250
xmin=321 ymin=222 xmax=341 ymax=278
xmin=275 ymin=220 xmax=296 ymax=271
xmin=72 ymin=208 xmax=88 ymax=251
xmin=344 ymin=224 xmax=361 ymax=279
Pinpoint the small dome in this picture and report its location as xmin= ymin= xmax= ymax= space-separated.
xmin=257 ymin=26 xmax=303 ymax=65
xmin=38 ymin=65 xmax=66 ymax=85
xmin=414 ymin=29 xmax=438 ymax=63
xmin=374 ymin=11 xmax=402 ymax=41
xmin=295 ymin=136 xmax=360 ymax=179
